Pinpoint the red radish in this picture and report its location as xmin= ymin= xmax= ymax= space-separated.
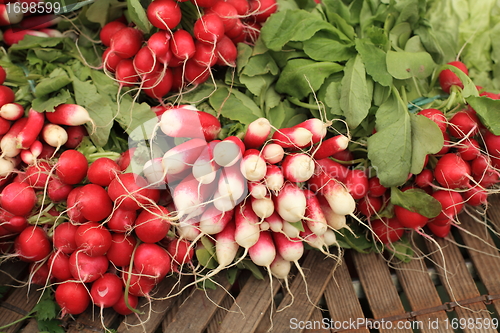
xmin=91 ymin=273 xmax=123 ymax=308
xmin=371 ymin=217 xmax=405 ymax=244
xmin=367 ymin=176 xmax=387 ymax=197
xmin=46 ymin=103 xmax=93 ymax=126
xmin=248 ymin=231 xmax=276 ymax=267
xmin=41 ymin=123 xmax=68 ymax=148
xmin=434 ymin=153 xmax=471 ymax=189
xmin=14 ymin=226 xmax=51 ymax=262
xmin=106 ymin=233 xmax=137 ymax=267
xmin=99 ymin=20 xmax=126 ymax=47
xmin=191 ymin=0 xmax=218 ymax=7
xmin=113 ymin=292 xmax=139 ymax=315
xmin=427 ymin=220 xmax=452 ymax=238
xmin=240 ymin=149 xmax=267 ymax=181
xmin=123 ymin=268 xmax=157 ymax=297
xmin=56 ymin=150 xmax=88 ymax=185
xmin=117 ymin=147 xmax=136 ymax=171
xmin=102 ymin=48 xmax=122 ymax=72
xmin=66 ymin=187 xmax=87 ymax=223
xmin=199 ymin=206 xmax=233 ymax=234
xmin=75 ymin=222 xmax=112 ymax=257
xmin=134 ymin=243 xmax=171 ymax=282
xmin=249 ymin=0 xmax=277 ymax=22
xmin=48 ymin=252 xmax=72 ymax=281
xmin=193 ymin=40 xmax=218 ymax=67
xmin=357 ymin=195 xmax=382 ymax=218
xmin=312 ymin=135 xmax=349 ymax=160
xmin=394 ymin=205 xmax=428 ymax=230
xmin=159 ymin=105 xmax=221 ymax=141
xmin=225 ymin=19 xmax=245 ymax=40
xmin=29 ymin=262 xmax=51 ymax=286
xmin=321 ymin=181 xmax=356 ymax=216
xmin=215 ymin=221 xmax=239 ymax=267
xmin=206 ymin=1 xmax=239 ymax=31
xmin=193 ymin=140 xmax=220 ymax=184
xmin=0 ymin=117 xmax=10 ymax=136
xmin=484 ymin=131 xmax=500 ymax=157
xmin=147 ymin=0 xmax=182 ymax=30
xmin=87 ymin=157 xmax=120 ymax=187
xmin=115 ymin=59 xmax=139 ymax=87
xmin=0 ymin=102 xmax=24 ymax=121
xmin=435 ymin=131 xmax=451 ymax=155
xmin=471 ymin=155 xmax=495 ymax=177
xmin=272 ymin=232 xmax=304 ymax=262
xmin=1 ymin=182 xmax=36 ymax=216
xmin=167 ymin=239 xmax=194 ymax=265
xmin=108 ymin=173 xmax=159 ymax=211
xmin=134 ymin=206 xmax=171 ymax=243
xmin=235 ymin=202 xmax=261 ymax=248
xmin=417 ymin=108 xmax=447 ymax=133
xmin=48 ymin=177 xmax=73 ymax=202
xmin=448 ymin=110 xmax=480 ymax=138
xmin=463 ymin=186 xmax=488 ymax=206
xmin=431 ymin=190 xmax=464 ymax=220
xmin=171 ymin=29 xmax=196 ymax=60
xmin=281 ymin=153 xmax=315 ymax=182
xmin=457 ymin=138 xmax=480 ymax=161
xmin=55 ymin=281 xmax=91 ymax=316
xmin=276 ymin=183 xmax=306 ymax=223
xmin=110 ymin=27 xmax=143 ymax=59
xmin=184 ymin=59 xmax=211 ymax=85
xmin=293 ymin=118 xmax=327 ymax=144
xmin=134 ymin=46 xmax=160 ymax=76
xmin=2 ymin=29 xmax=48 ymax=46
xmin=20 ymin=140 xmax=43 ymax=165
xmin=439 ymin=61 xmax=468 ymax=94
xmin=194 ymin=13 xmax=225 ymax=43
xmin=24 ymin=161 xmax=51 ymax=189
xmin=476 ymin=168 xmax=500 ymax=188
xmin=265 ymin=164 xmax=284 ymax=192
xmin=215 ymin=35 xmax=238 ymax=67
xmin=226 ymin=0 xmax=249 ymax=15
xmin=414 ymin=169 xmax=434 ymax=188
xmin=262 ymin=143 xmax=284 ymax=164
xmin=53 ymin=222 xmax=78 ymax=254
xmin=344 ymin=169 xmax=368 ymax=200
xmin=272 ymin=127 xmax=313 ymax=148
xmin=64 ymin=125 xmax=87 ymax=149
xmin=18 ymin=13 xmax=61 ymax=29
xmin=142 ymin=67 xmax=173 ymax=99
xmin=148 ymin=31 xmax=171 ymax=58
xmin=303 ymin=189 xmax=327 ymax=236
xmin=3 ymin=216 xmax=28 ymax=233
xmin=213 ymin=136 xmax=245 ymax=167
xmin=69 ymin=251 xmax=108 ymax=283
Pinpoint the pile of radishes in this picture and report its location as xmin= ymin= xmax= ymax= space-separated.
xmin=101 ymin=0 xmax=277 ymax=99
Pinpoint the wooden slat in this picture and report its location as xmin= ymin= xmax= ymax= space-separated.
xmin=0 ymin=284 xmax=42 ymax=333
xmin=303 ymin=308 xmax=329 ymax=333
xmin=116 ymin=276 xmax=190 ymax=332
xmin=218 ymin=273 xmax=280 ymax=333
xmin=205 ymin=293 xmax=235 ymax=333
xmin=323 ymin=260 xmax=369 ymax=333
xmin=268 ymin=250 xmax=337 ymax=333
xmin=394 ymin=255 xmax=454 ymax=333
xmin=487 ymin=196 xmax=500 ymax=230
xmin=352 ymin=251 xmax=412 ymax=333
xmin=426 ymin=234 xmax=495 ymax=333
xmin=458 ymin=213 xmax=500 ymax=314
xmin=163 ymin=275 xmax=232 ymax=333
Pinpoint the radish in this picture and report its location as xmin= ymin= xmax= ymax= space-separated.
xmin=463 ymin=186 xmax=488 ymax=206
xmin=193 ymin=40 xmax=218 ymax=67
xmin=367 ymin=176 xmax=387 ymax=197
xmin=14 ymin=226 xmax=51 ymax=262
xmin=147 ymin=0 xmax=182 ymax=30
xmin=248 ymin=230 xmax=276 ymax=267
xmin=107 ymin=207 xmax=137 ymax=233
xmin=262 ymin=143 xmax=284 ymax=164
xmin=115 ymin=59 xmax=139 ymax=87
xmin=226 ymin=0 xmax=250 ymax=15
xmin=371 ymin=217 xmax=405 ymax=244
xmin=248 ymin=181 xmax=268 ymax=199
xmin=249 ymin=0 xmax=277 ymax=22
xmin=106 ymin=233 xmax=137 ymax=267
xmin=251 ymin=196 xmax=274 ymax=219
xmin=244 ymin=117 xmax=271 ymax=149
xmin=3 ymin=216 xmax=28 ymax=234
xmin=48 ymin=252 xmax=72 ymax=282
xmin=134 ymin=206 xmax=171 ymax=243
xmin=192 ymin=140 xmax=220 ymax=184
xmin=134 ymin=46 xmax=160 ymax=76
xmin=434 ymin=153 xmax=471 ymax=189
xmin=431 ymin=190 xmax=464 ymax=220
xmin=275 ymin=183 xmax=306 ymax=223
xmin=235 ymin=202 xmax=261 ymax=249
xmin=344 ymin=169 xmax=369 ymax=200
xmin=456 ymin=138 xmax=480 ymax=161
xmin=0 ymin=117 xmax=9 ymax=136
xmin=148 ymin=31 xmax=171 ymax=58
xmin=2 ymin=29 xmax=49 ymax=46
xmin=110 ymin=27 xmax=143 ymax=59
xmin=394 ymin=205 xmax=428 ymax=230
xmin=317 ymin=194 xmax=348 ymax=230
xmin=143 ymin=158 xmax=166 ymax=185
xmin=112 ymin=293 xmax=139 ymax=315
xmin=24 ymin=161 xmax=51 ymax=189
xmin=53 ymin=222 xmax=78 ymax=254
xmin=215 ymin=221 xmax=239 ymax=267
xmin=321 ymin=181 xmax=356 ymax=216
xmin=184 ymin=59 xmax=211 ymax=85
xmin=272 ymin=232 xmax=304 ymax=262
xmin=304 ymin=189 xmax=327 ymax=236
xmin=0 ymin=66 xmax=4 ymax=85
xmin=177 ymin=217 xmax=201 ymax=241
xmin=46 ymin=103 xmax=93 ymax=127
xmin=240 ymin=149 xmax=267 ymax=181
xmin=167 ymin=239 xmax=194 ymax=266
xmin=159 ymin=105 xmax=221 ymax=141
xmin=65 ymin=125 xmax=87 ymax=149
xmin=142 ymin=66 xmax=173 ymax=99
xmin=357 ymin=195 xmax=382 ymax=218
xmin=87 ymin=157 xmax=120 ymax=187
xmin=123 ymin=268 xmax=157 ymax=297
xmin=281 ymin=220 xmax=301 ymax=239
xmin=427 ymin=220 xmax=451 ymax=238
xmin=162 ymin=137 xmax=207 ymax=176
xmin=417 ymin=108 xmax=447 ymax=133
xmin=215 ymin=35 xmax=238 ymax=67
xmin=0 ymin=156 xmax=15 ymax=177
xmin=41 ymin=123 xmax=68 ymax=148
xmin=1 ymin=182 xmax=36 ymax=216
xmin=312 ymin=135 xmax=349 ymax=160
xmin=191 ymin=0 xmax=218 ymax=7
xmin=272 ymin=127 xmax=313 ymax=148
xmin=102 ymin=48 xmax=123 ymax=72
xmin=55 ymin=281 xmax=91 ymax=316
xmin=107 ymin=173 xmax=160 ymax=211
xmin=77 ymin=184 xmax=113 ymax=222
xmin=270 ymin=253 xmax=291 ymax=280
xmin=20 ymin=140 xmax=43 ymax=165
xmin=484 ymin=131 xmax=500 ymax=157
xmin=1 ymin=117 xmax=28 ymax=157
xmin=69 ymin=251 xmax=109 ymax=283
xmin=171 ymin=29 xmax=196 ymax=60
xmin=99 ymin=20 xmax=126 ymax=47
xmin=281 ymin=153 xmax=315 ymax=182
xmin=29 ymin=262 xmax=51 ymax=286
xmin=66 ymin=187 xmax=87 ymax=223
xmin=0 ymin=85 xmax=14 ymax=109
xmin=307 ymin=158 xmax=349 ymax=193
xmin=173 ymin=173 xmax=216 ymax=218
xmin=0 ymin=102 xmax=24 ymax=121
xmin=134 ymin=243 xmax=171 ymax=282
xmin=265 ymin=212 xmax=283 ymax=232
xmin=48 ymin=177 xmax=73 ymax=202
xmin=264 ymin=164 xmax=284 ymax=192
xmin=75 ymin=222 xmax=112 ymax=257
xmin=206 ymin=1 xmax=239 ymax=31
xmin=90 ymin=273 xmax=123 ymax=308
xmin=448 ymin=110 xmax=480 ymax=139
xmin=215 ymin=163 xmax=247 ymax=211
xmin=213 ymin=136 xmax=245 ymax=167
xmin=193 ymin=13 xmax=225 ymax=43
xmin=439 ymin=61 xmax=468 ymax=94
xmin=293 ymin=118 xmax=327 ymax=144
xmin=414 ymin=169 xmax=434 ymax=188
xmin=199 ymin=205 xmax=233 ymax=234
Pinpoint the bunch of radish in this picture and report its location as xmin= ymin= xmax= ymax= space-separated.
xmin=101 ymin=0 xmax=277 ymax=100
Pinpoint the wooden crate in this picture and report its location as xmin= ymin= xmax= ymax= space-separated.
xmin=2 ymin=196 xmax=500 ymax=333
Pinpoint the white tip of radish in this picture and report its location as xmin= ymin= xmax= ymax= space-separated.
xmin=323 ymin=229 xmax=337 ymax=246
xmin=0 ymin=156 xmax=15 ymax=176
xmin=42 ymin=124 xmax=68 ymax=148
xmin=213 ymin=140 xmax=242 ymax=167
xmin=262 ymin=143 xmax=284 ymax=164
xmin=0 ymin=103 xmax=24 ymax=121
xmin=240 ymin=154 xmax=267 ymax=181
xmin=143 ymin=158 xmax=165 ymax=186
xmin=282 ymin=221 xmax=301 ymax=239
